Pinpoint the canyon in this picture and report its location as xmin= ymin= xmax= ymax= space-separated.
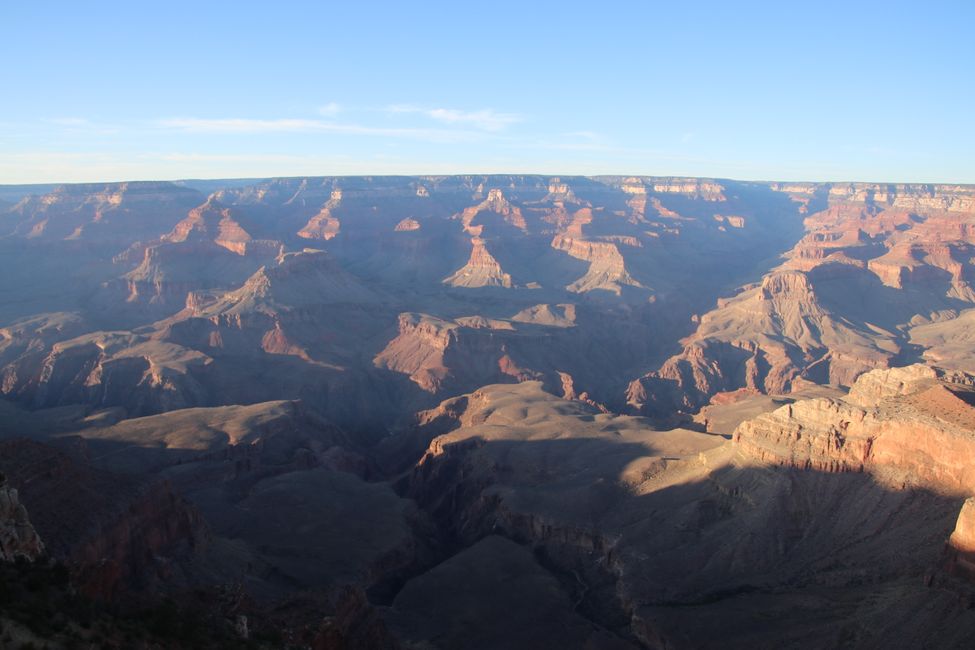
xmin=1 ymin=175 xmax=975 ymax=648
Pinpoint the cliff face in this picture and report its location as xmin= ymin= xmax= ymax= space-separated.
xmin=373 ymin=313 xmax=544 ymax=395
xmin=166 ymin=197 xmax=254 ymax=254
xmin=458 ymin=188 xmax=527 ymax=234
xmin=628 ymin=269 xmax=899 ymax=415
xmin=6 ymin=182 xmax=202 ymax=244
xmin=393 ymin=379 xmax=975 ymax=648
xmin=947 ymin=497 xmax=975 ymax=581
xmin=730 ymin=364 xmax=975 ymax=603
xmin=630 ymin=182 xmax=975 ymax=415
xmin=442 ymin=237 xmax=513 ymax=288
xmin=99 ymin=196 xmax=283 ymax=320
xmin=733 ymin=365 xmax=975 ymax=494
xmin=2 ymin=331 xmax=211 ymax=416
xmin=551 ymin=234 xmax=643 ymax=294
xmin=0 ymin=473 xmax=44 ymax=562
xmin=298 ymin=189 xmax=344 ymax=240
xmin=0 ymin=439 xmax=207 ymax=600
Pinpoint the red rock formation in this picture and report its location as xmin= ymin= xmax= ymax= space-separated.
xmin=0 ymin=327 xmax=211 ymax=416
xmin=393 ymin=217 xmax=421 ymax=232
xmin=649 ymin=178 xmax=727 ymax=201
xmin=166 ymin=196 xmax=254 ymax=254
xmin=551 ymin=234 xmax=643 ymax=294
xmin=374 ymin=313 xmax=556 ymax=396
xmin=298 ymin=189 xmax=344 ymax=240
xmin=458 ymin=188 xmax=527 ymax=233
xmin=7 ymin=181 xmax=201 ymax=244
xmin=946 ymin=498 xmax=975 ymax=581
xmin=629 ymin=182 xmax=975 ymax=416
xmin=734 ymin=365 xmax=975 ymax=494
xmin=442 ymin=237 xmax=513 ymax=288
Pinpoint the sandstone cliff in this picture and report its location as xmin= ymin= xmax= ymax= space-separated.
xmin=733 ymin=365 xmax=975 ymax=492
xmin=298 ymin=189 xmax=344 ymax=240
xmin=442 ymin=237 xmax=514 ymax=288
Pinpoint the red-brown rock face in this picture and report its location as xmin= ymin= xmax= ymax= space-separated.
xmin=166 ymin=197 xmax=254 ymax=254
xmin=7 ymin=181 xmax=202 ymax=244
xmin=733 ymin=365 xmax=975 ymax=494
xmin=442 ymin=237 xmax=513 ymax=288
xmin=394 ymin=217 xmax=421 ymax=232
xmin=458 ymin=188 xmax=527 ymax=233
xmin=630 ymin=183 xmax=975 ymax=415
xmin=946 ymin=497 xmax=975 ymax=581
xmin=298 ymin=189 xmax=344 ymax=240
xmin=551 ymin=234 xmax=643 ymax=294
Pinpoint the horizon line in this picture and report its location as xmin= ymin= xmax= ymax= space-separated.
xmin=2 ymin=173 xmax=973 ymax=189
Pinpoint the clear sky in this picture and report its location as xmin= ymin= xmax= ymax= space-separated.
xmin=2 ymin=1 xmax=973 ymax=184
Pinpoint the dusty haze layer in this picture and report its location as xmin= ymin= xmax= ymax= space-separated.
xmin=1 ymin=175 xmax=975 ymax=648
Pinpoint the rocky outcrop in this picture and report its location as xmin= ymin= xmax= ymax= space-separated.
xmin=846 ymin=364 xmax=975 ymax=407
xmin=0 ymin=327 xmax=211 ymax=416
xmin=0 ymin=312 xmax=89 ymax=371
xmin=442 ymin=237 xmax=513 ymax=288
xmin=0 ymin=472 xmax=44 ymax=562
xmin=195 ymin=249 xmax=379 ymax=317
xmin=946 ymin=497 xmax=975 ymax=581
xmin=393 ymin=217 xmax=421 ymax=232
xmin=783 ymin=184 xmax=975 ymax=298
xmin=650 ymin=178 xmax=727 ymax=201
xmin=551 ymin=234 xmax=643 ymax=294
xmin=396 ymin=380 xmax=975 ymax=647
xmin=314 ymin=585 xmax=402 ymax=650
xmin=458 ymin=188 xmax=527 ymax=233
xmin=628 ymin=182 xmax=975 ymax=416
xmin=6 ymin=181 xmax=202 ymax=244
xmin=0 ymin=439 xmax=207 ymax=600
xmin=825 ymin=183 xmax=975 ymax=213
xmin=298 ymin=190 xmax=344 ymax=240
xmin=629 ymin=268 xmax=902 ymax=415
xmin=375 ymin=314 xmax=506 ymax=393
xmin=510 ymin=303 xmax=576 ymax=327
xmin=101 ymin=197 xmax=283 ymax=317
xmin=734 ymin=365 xmax=975 ymax=494
xmin=166 ymin=197 xmax=255 ymax=254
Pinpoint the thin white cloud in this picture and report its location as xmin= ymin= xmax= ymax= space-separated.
xmin=427 ymin=108 xmax=521 ymax=131
xmin=37 ymin=117 xmax=123 ymax=136
xmin=385 ymin=105 xmax=522 ymax=131
xmin=563 ymin=131 xmax=601 ymax=141
xmin=157 ymin=117 xmax=338 ymax=133
xmin=48 ymin=117 xmax=91 ymax=126
xmin=317 ymin=102 xmax=342 ymax=117
xmin=155 ymin=117 xmax=486 ymax=143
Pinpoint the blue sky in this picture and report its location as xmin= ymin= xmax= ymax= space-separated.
xmin=2 ymin=1 xmax=973 ymax=183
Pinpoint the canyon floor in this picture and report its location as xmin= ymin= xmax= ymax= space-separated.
xmin=2 ymin=176 xmax=975 ymax=648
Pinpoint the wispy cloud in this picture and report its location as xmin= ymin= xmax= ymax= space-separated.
xmin=563 ymin=131 xmax=601 ymax=141
xmin=317 ymin=102 xmax=342 ymax=117
xmin=48 ymin=117 xmax=91 ymax=126
xmin=40 ymin=117 xmax=122 ymax=136
xmin=385 ymin=105 xmax=521 ymax=131
xmin=155 ymin=117 xmax=486 ymax=143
